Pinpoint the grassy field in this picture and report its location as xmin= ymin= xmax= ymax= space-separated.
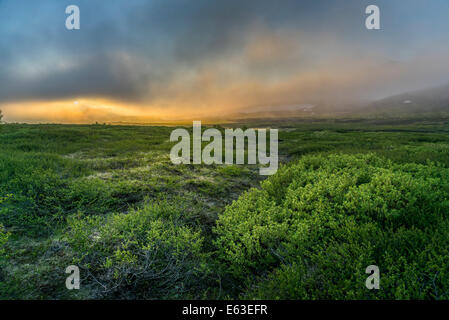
xmin=1 ymin=117 xmax=449 ymax=299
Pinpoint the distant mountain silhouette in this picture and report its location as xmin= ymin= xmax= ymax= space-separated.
xmin=226 ymin=83 xmax=449 ymax=120
xmin=366 ymin=83 xmax=449 ymax=114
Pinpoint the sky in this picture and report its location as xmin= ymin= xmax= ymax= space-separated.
xmin=1 ymin=0 xmax=449 ymax=123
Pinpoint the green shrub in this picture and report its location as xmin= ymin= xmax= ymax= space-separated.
xmin=66 ymin=200 xmax=210 ymax=299
xmin=214 ymin=154 xmax=449 ymax=299
xmin=0 ymin=224 xmax=9 ymax=259
xmin=217 ymin=165 xmax=248 ymax=177
xmin=0 ymin=223 xmax=10 ymax=293
xmin=0 ymin=159 xmax=143 ymax=235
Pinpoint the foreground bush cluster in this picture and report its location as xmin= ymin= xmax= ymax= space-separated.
xmin=61 ymin=154 xmax=449 ymax=299
xmin=67 ymin=201 xmax=210 ymax=299
xmin=215 ymin=154 xmax=449 ymax=299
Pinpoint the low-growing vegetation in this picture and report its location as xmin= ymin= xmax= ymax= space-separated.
xmin=1 ymin=118 xmax=449 ymax=299
xmin=215 ymin=153 xmax=449 ymax=299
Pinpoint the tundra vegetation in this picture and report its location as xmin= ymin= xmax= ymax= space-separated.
xmin=0 ymin=116 xmax=449 ymax=299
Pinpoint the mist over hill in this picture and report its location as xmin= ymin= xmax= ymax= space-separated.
xmin=366 ymin=83 xmax=449 ymax=115
xmin=219 ymin=83 xmax=449 ymax=121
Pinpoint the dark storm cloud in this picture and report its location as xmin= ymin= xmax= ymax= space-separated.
xmin=1 ymin=53 xmax=147 ymax=101
xmin=0 ymin=0 xmax=449 ymax=107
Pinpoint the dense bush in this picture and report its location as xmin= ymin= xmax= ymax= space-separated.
xmin=66 ymin=200 xmax=210 ymax=299
xmin=0 ymin=153 xmax=145 ymax=235
xmin=214 ymin=154 xmax=449 ymax=299
xmin=0 ymin=223 xmax=10 ymax=294
xmin=0 ymin=224 xmax=9 ymax=259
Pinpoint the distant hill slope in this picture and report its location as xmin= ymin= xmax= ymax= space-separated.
xmin=367 ymin=83 xmax=449 ymax=114
xmin=186 ymin=83 xmax=449 ymax=122
xmin=226 ymin=83 xmax=449 ymax=120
